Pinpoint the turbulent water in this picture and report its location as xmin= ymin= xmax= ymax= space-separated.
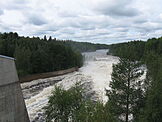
xmin=22 ymin=49 xmax=119 ymax=122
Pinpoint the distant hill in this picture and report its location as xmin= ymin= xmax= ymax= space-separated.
xmin=61 ymin=40 xmax=109 ymax=52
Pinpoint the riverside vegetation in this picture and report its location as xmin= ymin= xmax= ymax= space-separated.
xmin=44 ymin=37 xmax=162 ymax=122
xmin=0 ymin=32 xmax=108 ymax=77
xmin=108 ymin=37 xmax=162 ymax=122
xmin=0 ymin=32 xmax=82 ymax=76
xmin=44 ymin=57 xmax=146 ymax=122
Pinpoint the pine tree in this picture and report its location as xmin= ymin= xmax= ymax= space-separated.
xmin=48 ymin=36 xmax=52 ymax=41
xmin=44 ymin=35 xmax=47 ymax=41
xmin=106 ymin=58 xmax=144 ymax=122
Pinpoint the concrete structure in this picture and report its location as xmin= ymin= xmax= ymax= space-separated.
xmin=0 ymin=55 xmax=29 ymax=122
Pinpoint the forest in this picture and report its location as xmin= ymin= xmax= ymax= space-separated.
xmin=62 ymin=40 xmax=109 ymax=52
xmin=108 ymin=37 xmax=162 ymax=121
xmin=0 ymin=32 xmax=82 ymax=76
xmin=0 ymin=32 xmax=108 ymax=76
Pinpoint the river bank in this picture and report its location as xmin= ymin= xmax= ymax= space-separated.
xmin=22 ymin=50 xmax=119 ymax=121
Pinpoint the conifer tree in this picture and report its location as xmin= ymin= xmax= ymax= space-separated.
xmin=44 ymin=35 xmax=47 ymax=41
xmin=106 ymin=58 xmax=144 ymax=122
xmin=48 ymin=36 xmax=52 ymax=41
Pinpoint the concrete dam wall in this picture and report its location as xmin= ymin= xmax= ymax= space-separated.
xmin=0 ymin=55 xmax=29 ymax=122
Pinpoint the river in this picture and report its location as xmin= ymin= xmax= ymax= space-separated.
xmin=22 ymin=49 xmax=119 ymax=122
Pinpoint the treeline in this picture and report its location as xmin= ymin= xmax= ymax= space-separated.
xmin=0 ymin=32 xmax=83 ymax=76
xmin=109 ymin=37 xmax=162 ymax=121
xmin=62 ymin=40 xmax=109 ymax=52
xmin=108 ymin=40 xmax=145 ymax=61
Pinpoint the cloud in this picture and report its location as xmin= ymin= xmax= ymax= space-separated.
xmin=0 ymin=9 xmax=4 ymax=15
xmin=95 ymin=0 xmax=140 ymax=17
xmin=0 ymin=0 xmax=29 ymax=10
xmin=0 ymin=0 xmax=162 ymax=44
xmin=58 ymin=10 xmax=79 ymax=18
xmin=134 ymin=19 xmax=147 ymax=24
xmin=98 ymin=7 xmax=139 ymax=17
xmin=27 ymin=15 xmax=47 ymax=26
xmin=159 ymin=14 xmax=162 ymax=19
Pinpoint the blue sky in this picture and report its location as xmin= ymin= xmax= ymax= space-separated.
xmin=0 ymin=0 xmax=162 ymax=44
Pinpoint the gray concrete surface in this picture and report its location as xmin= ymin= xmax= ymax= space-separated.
xmin=0 ymin=55 xmax=29 ymax=122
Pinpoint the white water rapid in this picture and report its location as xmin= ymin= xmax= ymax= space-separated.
xmin=22 ymin=49 xmax=119 ymax=121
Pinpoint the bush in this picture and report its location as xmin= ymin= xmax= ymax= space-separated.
xmin=44 ymin=83 xmax=114 ymax=122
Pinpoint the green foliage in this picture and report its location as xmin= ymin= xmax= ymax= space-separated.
xmin=109 ymin=41 xmax=145 ymax=61
xmin=0 ymin=32 xmax=108 ymax=76
xmin=62 ymin=40 xmax=109 ymax=52
xmin=109 ymin=37 xmax=162 ymax=122
xmin=14 ymin=46 xmax=32 ymax=75
xmin=140 ymin=56 xmax=162 ymax=122
xmin=0 ymin=32 xmax=83 ymax=76
xmin=75 ymin=101 xmax=115 ymax=122
xmin=44 ymin=83 xmax=114 ymax=122
xmin=44 ymin=83 xmax=84 ymax=122
xmin=106 ymin=58 xmax=145 ymax=122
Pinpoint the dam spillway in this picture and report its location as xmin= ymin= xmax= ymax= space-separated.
xmin=0 ymin=55 xmax=29 ymax=122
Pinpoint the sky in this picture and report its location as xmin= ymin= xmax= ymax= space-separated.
xmin=0 ymin=0 xmax=162 ymax=44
